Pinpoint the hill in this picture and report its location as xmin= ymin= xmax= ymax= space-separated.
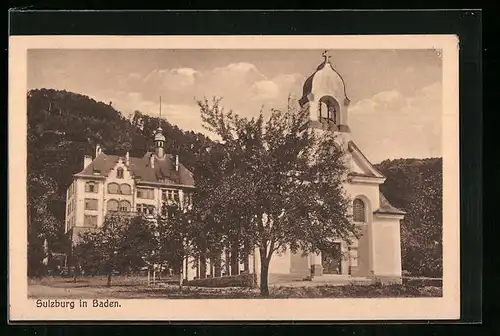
xmin=375 ymin=158 xmax=443 ymax=277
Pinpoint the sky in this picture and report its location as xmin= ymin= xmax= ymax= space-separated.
xmin=28 ymin=49 xmax=442 ymax=163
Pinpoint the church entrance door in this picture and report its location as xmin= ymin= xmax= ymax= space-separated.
xmin=322 ymin=243 xmax=342 ymax=274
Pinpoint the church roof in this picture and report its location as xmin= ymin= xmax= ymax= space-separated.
xmin=75 ymin=152 xmax=195 ymax=187
xmin=375 ymin=192 xmax=406 ymax=215
xmin=347 ymin=141 xmax=385 ymax=179
xmin=346 ymin=141 xmax=405 ymax=216
xmin=301 ymin=58 xmax=350 ymax=104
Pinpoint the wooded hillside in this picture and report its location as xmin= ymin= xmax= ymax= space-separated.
xmin=375 ymin=158 xmax=443 ymax=277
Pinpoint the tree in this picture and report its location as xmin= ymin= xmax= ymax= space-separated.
xmin=376 ymin=158 xmax=443 ymax=277
xmin=119 ymin=216 xmax=156 ymax=274
xmin=27 ymin=173 xmax=62 ymax=277
xmin=154 ymin=202 xmax=195 ymax=290
xmin=197 ymin=98 xmax=356 ymax=296
xmin=74 ymin=214 xmax=133 ymax=287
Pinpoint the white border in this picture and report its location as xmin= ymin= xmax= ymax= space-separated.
xmin=9 ymin=35 xmax=460 ymax=321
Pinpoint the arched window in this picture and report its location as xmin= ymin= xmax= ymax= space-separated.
xmin=120 ymin=183 xmax=131 ymax=195
xmin=353 ymin=198 xmax=366 ymax=223
xmin=319 ymin=96 xmax=339 ymax=124
xmin=119 ymin=200 xmax=131 ymax=212
xmin=117 ymin=167 xmax=124 ymax=179
xmin=107 ymin=199 xmax=119 ymax=212
xmin=107 ymin=183 xmax=119 ymax=194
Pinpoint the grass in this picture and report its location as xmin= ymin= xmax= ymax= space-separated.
xmin=29 ymin=275 xmax=152 ymax=288
xmin=28 ymin=275 xmax=442 ymax=299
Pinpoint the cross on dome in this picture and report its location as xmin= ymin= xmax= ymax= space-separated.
xmin=322 ymin=50 xmax=331 ymax=63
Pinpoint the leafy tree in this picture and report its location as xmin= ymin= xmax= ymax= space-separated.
xmin=27 ymin=173 xmax=62 ymax=277
xmin=118 ymin=216 xmax=156 ymax=273
xmin=375 ymin=158 xmax=443 ymax=277
xmin=154 ymin=202 xmax=196 ymax=289
xmin=198 ymin=98 xmax=355 ymax=296
xmin=74 ymin=214 xmax=134 ymax=286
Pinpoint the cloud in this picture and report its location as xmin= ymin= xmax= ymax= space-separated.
xmin=144 ymin=67 xmax=201 ymax=91
xmin=349 ymin=82 xmax=442 ymax=162
xmin=249 ymin=80 xmax=281 ymax=100
xmin=213 ymin=62 xmax=261 ymax=76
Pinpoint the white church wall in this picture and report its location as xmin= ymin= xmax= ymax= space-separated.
xmin=372 ymin=215 xmax=403 ymax=281
xmin=345 ymin=182 xmax=380 ymax=211
xmin=353 ymin=224 xmax=371 ymax=276
xmin=268 ymin=249 xmax=292 ymax=274
xmin=290 ymin=250 xmax=310 ymax=276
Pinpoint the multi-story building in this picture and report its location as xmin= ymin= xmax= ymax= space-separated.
xmin=64 ymin=126 xmax=195 ymax=246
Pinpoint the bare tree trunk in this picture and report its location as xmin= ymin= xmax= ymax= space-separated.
xmin=231 ymin=243 xmax=239 ymax=276
xmin=252 ymin=249 xmax=257 ymax=288
xmin=244 ymin=256 xmax=250 ymax=273
xmin=259 ymin=248 xmax=270 ymax=297
xmin=225 ymin=249 xmax=230 ymax=276
xmin=200 ymin=253 xmax=207 ymax=279
xmin=214 ymin=254 xmax=222 ymax=277
xmin=179 ymin=265 xmax=183 ymax=292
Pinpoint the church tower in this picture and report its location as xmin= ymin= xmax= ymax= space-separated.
xmin=299 ymin=50 xmax=351 ymax=149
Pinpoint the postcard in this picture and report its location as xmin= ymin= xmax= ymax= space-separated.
xmin=9 ymin=34 xmax=459 ymax=321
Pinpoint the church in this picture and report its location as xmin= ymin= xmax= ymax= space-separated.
xmin=251 ymin=51 xmax=406 ymax=284
xmin=183 ymin=52 xmax=405 ymax=284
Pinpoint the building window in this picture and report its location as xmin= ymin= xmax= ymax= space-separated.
xmin=84 ymin=215 xmax=98 ymax=228
xmin=107 ymin=183 xmax=119 ymax=194
xmin=318 ymin=96 xmax=338 ymax=124
xmin=117 ymin=168 xmax=124 ymax=179
xmin=107 ymin=199 xmax=119 ymax=212
xmin=120 ymin=183 xmax=131 ymax=195
xmin=85 ymin=181 xmax=98 ymax=193
xmin=136 ymin=204 xmax=155 ymax=216
xmin=137 ymin=187 xmax=154 ymax=199
xmin=84 ymin=198 xmax=98 ymax=210
xmin=349 ymin=248 xmax=358 ymax=267
xmin=162 ymin=189 xmax=180 ymax=203
xmin=353 ymin=198 xmax=366 ymax=223
xmin=119 ymin=200 xmax=131 ymax=212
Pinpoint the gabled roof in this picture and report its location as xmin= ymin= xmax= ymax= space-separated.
xmin=75 ymin=152 xmax=195 ymax=187
xmin=375 ymin=192 xmax=406 ymax=215
xmin=348 ymin=141 xmax=385 ymax=179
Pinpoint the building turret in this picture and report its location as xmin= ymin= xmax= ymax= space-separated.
xmin=154 ymin=127 xmax=166 ymax=158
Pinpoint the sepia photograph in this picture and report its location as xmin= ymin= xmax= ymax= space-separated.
xmin=9 ymin=35 xmax=460 ymax=321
